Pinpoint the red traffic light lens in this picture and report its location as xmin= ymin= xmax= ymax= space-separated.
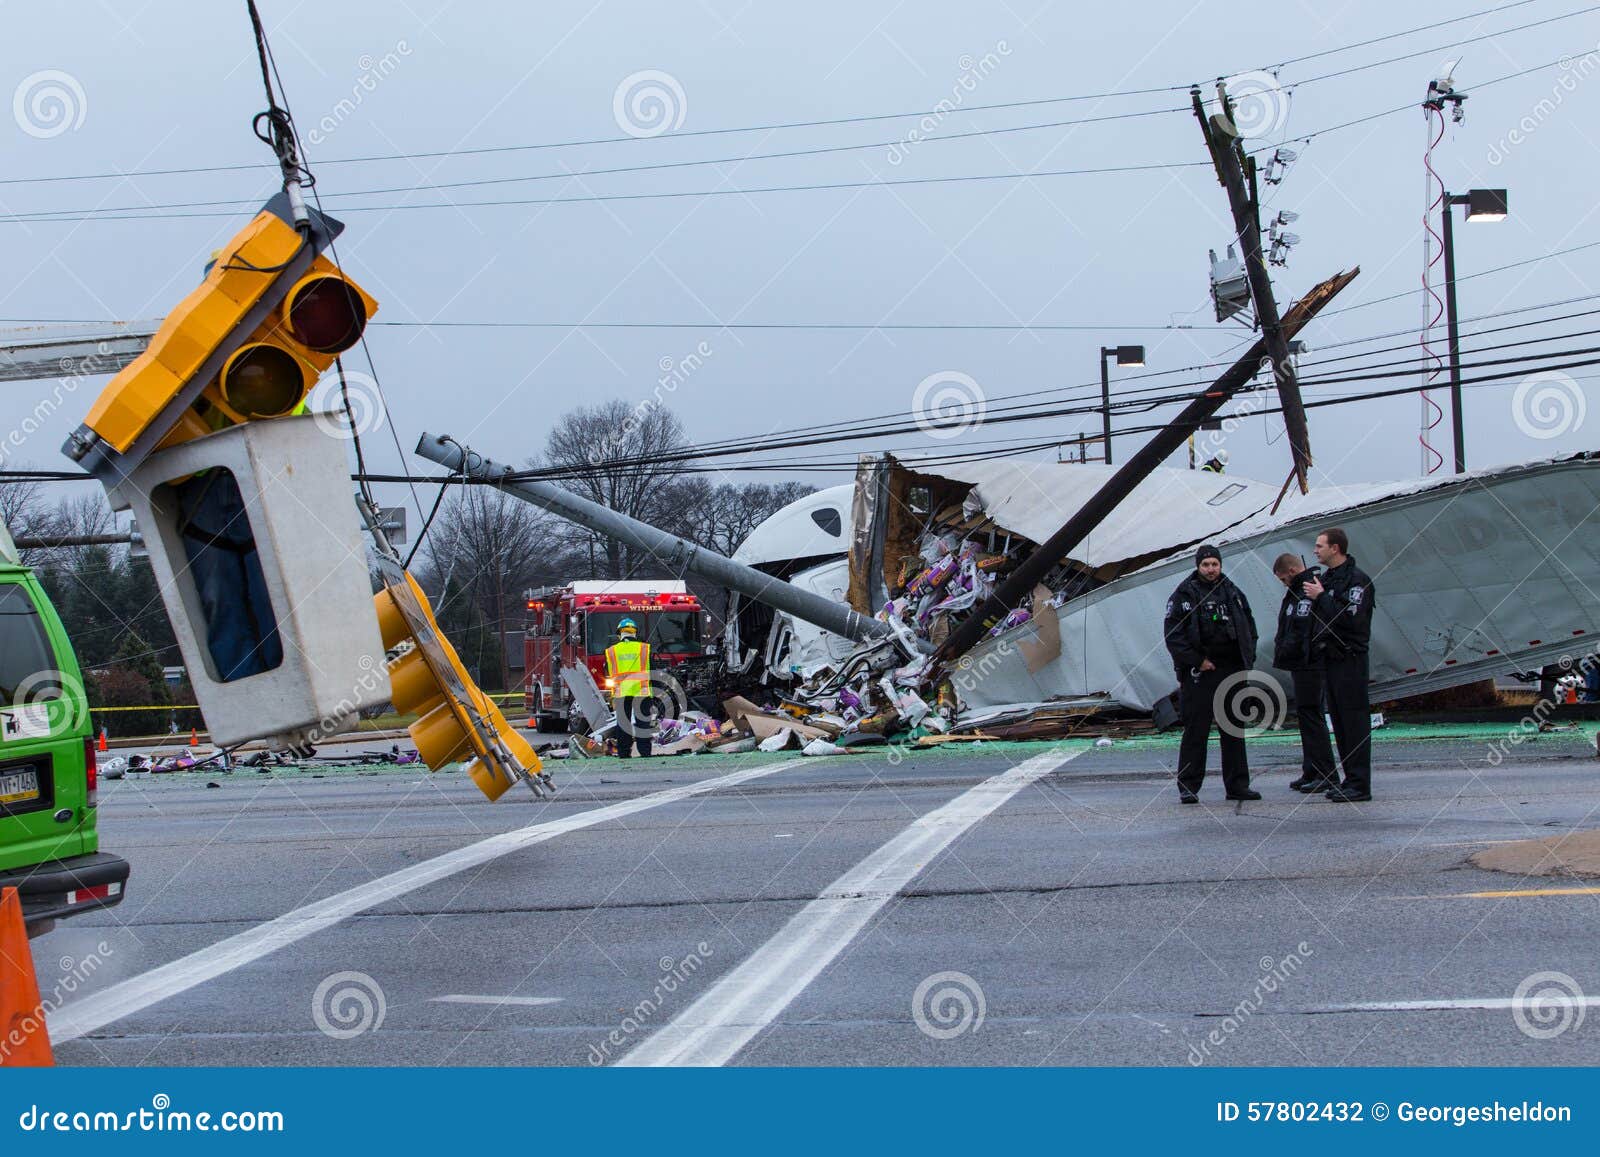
xmin=221 ymin=344 xmax=306 ymax=418
xmin=287 ymin=275 xmax=368 ymax=354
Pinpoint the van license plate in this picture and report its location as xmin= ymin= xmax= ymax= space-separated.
xmin=0 ymin=769 xmax=40 ymax=804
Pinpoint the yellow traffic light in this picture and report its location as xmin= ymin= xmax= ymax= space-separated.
xmin=199 ymin=260 xmax=375 ymax=428
xmin=68 ymin=196 xmax=375 ymax=474
xmin=374 ymin=571 xmax=548 ymax=801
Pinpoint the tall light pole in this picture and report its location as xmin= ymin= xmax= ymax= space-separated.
xmin=1098 ymin=345 xmax=1145 ymax=464
xmin=1441 ymin=187 xmax=1507 ymax=473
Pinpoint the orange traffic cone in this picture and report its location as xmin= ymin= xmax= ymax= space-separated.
xmin=189 ymin=728 xmax=199 ymax=747
xmin=97 ymin=727 xmax=108 ymax=753
xmin=0 ymin=887 xmax=53 ymax=1066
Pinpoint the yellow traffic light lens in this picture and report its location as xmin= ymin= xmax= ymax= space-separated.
xmin=220 ymin=344 xmax=307 ymax=418
xmin=287 ymin=275 xmax=368 ymax=354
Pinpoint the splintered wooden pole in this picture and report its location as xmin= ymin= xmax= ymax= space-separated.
xmin=1195 ymin=85 xmax=1314 ymax=493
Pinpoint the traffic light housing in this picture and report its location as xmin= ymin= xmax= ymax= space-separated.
xmin=64 ymin=193 xmax=375 ymax=484
xmin=59 ymin=194 xmax=389 ymax=754
xmin=374 ymin=569 xmax=549 ymax=801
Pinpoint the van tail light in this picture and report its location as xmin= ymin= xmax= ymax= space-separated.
xmin=84 ymin=735 xmax=98 ymax=807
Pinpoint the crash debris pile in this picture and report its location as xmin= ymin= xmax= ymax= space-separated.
xmin=866 ymin=471 xmax=1104 ymax=656
xmin=559 ymin=513 xmax=1099 ymax=756
xmin=876 ymin=530 xmax=1019 ymax=650
xmin=97 ymin=745 xmax=424 ymax=777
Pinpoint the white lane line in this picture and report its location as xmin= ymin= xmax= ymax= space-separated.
xmin=1305 ymin=997 xmax=1600 ymax=1014
xmin=50 ymin=759 xmax=808 ymax=1044
xmin=431 ymin=995 xmax=563 ymax=1007
xmin=617 ymin=747 xmax=1083 ymax=1067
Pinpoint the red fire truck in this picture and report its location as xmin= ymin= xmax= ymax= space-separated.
xmin=522 ymin=580 xmax=708 ymax=730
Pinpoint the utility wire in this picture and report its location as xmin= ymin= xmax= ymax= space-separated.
xmin=0 ymin=0 xmax=1554 ymax=190
xmin=5 ymin=36 xmax=1565 ymax=227
xmin=1 ymin=105 xmax=1195 ymax=219
xmin=525 ymin=316 xmax=1600 ymax=472
xmin=58 ymin=0 xmax=1592 ymax=222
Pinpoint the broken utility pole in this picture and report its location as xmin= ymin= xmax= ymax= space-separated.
xmin=931 ymin=267 xmax=1358 ymax=669
xmin=1192 ymin=82 xmax=1313 ymax=496
xmin=413 ymin=432 xmax=893 ymax=646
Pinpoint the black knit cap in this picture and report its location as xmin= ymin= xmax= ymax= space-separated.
xmin=1194 ymin=543 xmax=1221 ymax=566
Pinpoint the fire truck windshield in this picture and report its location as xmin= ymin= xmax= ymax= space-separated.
xmin=586 ymin=611 xmax=702 ymax=655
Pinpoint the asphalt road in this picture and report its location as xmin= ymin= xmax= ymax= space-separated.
xmin=34 ymin=727 xmax=1600 ymax=1066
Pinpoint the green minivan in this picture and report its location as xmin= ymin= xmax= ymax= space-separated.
xmin=0 ymin=524 xmax=129 ymax=938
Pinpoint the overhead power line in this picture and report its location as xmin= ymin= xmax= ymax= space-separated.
xmin=9 ymin=41 xmax=1582 ymax=225
xmin=0 ymin=0 xmax=1556 ymax=192
xmin=21 ymin=4 xmax=1596 ymax=222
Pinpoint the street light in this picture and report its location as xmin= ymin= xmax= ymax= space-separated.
xmin=1442 ymin=187 xmax=1508 ymax=472
xmin=1098 ymin=345 xmax=1145 ymax=465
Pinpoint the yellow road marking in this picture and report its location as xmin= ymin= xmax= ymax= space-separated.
xmin=1457 ymin=886 xmax=1600 ymax=898
xmin=1393 ymin=885 xmax=1600 ymax=900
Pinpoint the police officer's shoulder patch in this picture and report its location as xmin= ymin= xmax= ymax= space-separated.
xmin=1165 ymin=598 xmax=1173 ymax=616
xmin=1349 ymin=586 xmax=1364 ymax=603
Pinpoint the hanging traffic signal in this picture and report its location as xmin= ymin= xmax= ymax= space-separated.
xmin=58 ymin=193 xmax=391 ymax=754
xmin=64 ymin=192 xmax=375 ymax=484
xmin=374 ymin=569 xmax=551 ymax=801
xmin=202 ymin=267 xmax=372 ymax=425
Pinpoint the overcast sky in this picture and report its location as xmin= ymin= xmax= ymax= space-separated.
xmin=3 ymin=0 xmax=1599 ymax=528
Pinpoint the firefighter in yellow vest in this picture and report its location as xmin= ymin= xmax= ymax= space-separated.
xmin=605 ymin=618 xmax=654 ymax=757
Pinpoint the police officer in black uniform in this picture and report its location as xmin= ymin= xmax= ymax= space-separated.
xmin=1271 ymin=552 xmax=1338 ymax=793
xmin=1163 ymin=544 xmax=1261 ymax=804
xmin=1304 ymin=527 xmax=1377 ymax=802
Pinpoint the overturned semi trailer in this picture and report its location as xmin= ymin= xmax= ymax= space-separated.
xmin=729 ymin=451 xmax=1600 ymax=712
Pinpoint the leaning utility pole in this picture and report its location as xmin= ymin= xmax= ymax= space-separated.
xmin=1192 ymin=83 xmax=1312 ymax=495
xmin=414 ymin=433 xmax=892 ymax=646
xmin=932 ymin=267 xmax=1358 ymax=668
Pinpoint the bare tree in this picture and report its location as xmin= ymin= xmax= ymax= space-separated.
xmin=665 ymin=478 xmax=817 ymax=623
xmin=413 ymin=485 xmax=566 ymax=689
xmin=669 ymin=480 xmax=816 ymax=558
xmin=538 ymin=400 xmax=691 ymax=579
xmin=0 ymin=476 xmax=49 ymax=559
xmin=9 ymin=488 xmax=117 ymax=568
